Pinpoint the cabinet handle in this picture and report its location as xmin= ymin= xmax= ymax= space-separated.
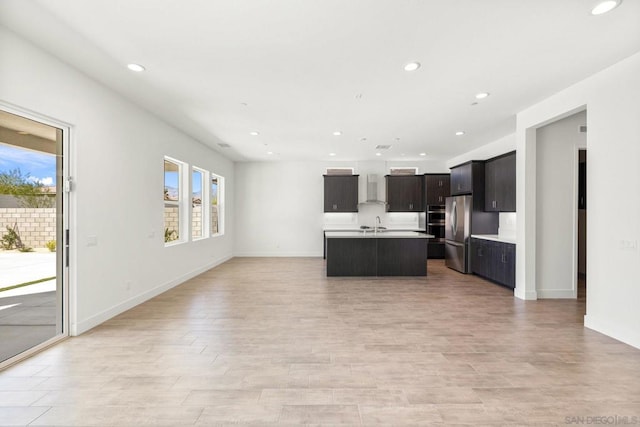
xmin=502 ymin=253 xmax=506 ymax=263
xmin=333 ymin=204 xmax=337 ymax=210
xmin=409 ymin=203 xmax=413 ymax=210
xmin=492 ymin=200 xmax=496 ymax=209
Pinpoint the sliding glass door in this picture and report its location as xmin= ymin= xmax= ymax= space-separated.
xmin=0 ymin=108 xmax=68 ymax=365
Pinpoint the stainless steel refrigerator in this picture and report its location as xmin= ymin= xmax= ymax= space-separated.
xmin=445 ymin=195 xmax=472 ymax=273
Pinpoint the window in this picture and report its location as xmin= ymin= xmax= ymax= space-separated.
xmin=164 ymin=157 xmax=184 ymax=244
xmin=211 ymin=173 xmax=224 ymax=235
xmin=191 ymin=167 xmax=206 ymax=240
xmin=325 ymin=168 xmax=355 ymax=175
xmin=389 ymin=167 xmax=418 ymax=175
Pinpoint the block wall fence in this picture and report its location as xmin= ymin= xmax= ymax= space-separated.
xmin=0 ymin=208 xmax=56 ymax=249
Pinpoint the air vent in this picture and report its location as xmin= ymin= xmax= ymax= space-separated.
xmin=375 ymin=145 xmax=392 ymax=150
xmin=579 ymin=126 xmax=587 ymax=133
xmin=218 ymin=143 xmax=231 ymax=148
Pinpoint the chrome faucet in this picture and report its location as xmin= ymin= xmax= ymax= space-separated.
xmin=375 ymin=216 xmax=381 ymax=233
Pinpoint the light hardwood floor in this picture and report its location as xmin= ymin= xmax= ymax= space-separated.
xmin=1 ymin=258 xmax=639 ymax=426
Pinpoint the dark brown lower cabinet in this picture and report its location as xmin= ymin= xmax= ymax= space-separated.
xmin=326 ymin=237 xmax=427 ymax=276
xmin=377 ymin=238 xmax=427 ymax=276
xmin=471 ymin=238 xmax=515 ymax=289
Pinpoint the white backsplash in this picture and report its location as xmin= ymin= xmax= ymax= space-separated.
xmin=323 ymin=205 xmax=421 ymax=230
xmin=499 ymin=212 xmax=517 ymax=237
xmin=323 ymin=212 xmax=358 ymax=229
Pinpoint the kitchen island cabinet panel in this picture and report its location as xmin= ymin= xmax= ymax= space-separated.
xmin=377 ymin=238 xmax=428 ymax=276
xmin=325 ymin=232 xmax=430 ymax=276
xmin=326 ymin=238 xmax=377 ymax=276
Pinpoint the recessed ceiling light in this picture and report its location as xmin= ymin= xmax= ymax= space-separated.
xmin=419 ymin=153 xmax=427 ymax=156
xmin=17 ymin=131 xmax=29 ymax=135
xmin=455 ymin=131 xmax=465 ymax=136
xmin=375 ymin=152 xmax=382 ymax=157
xmin=329 ymin=152 xmax=336 ymax=157
xmin=127 ymin=63 xmax=145 ymax=72
xmin=249 ymin=131 xmax=260 ymax=136
xmin=333 ymin=131 xmax=342 ymax=136
xmin=267 ymin=151 xmax=273 ymax=155
xmin=591 ymin=0 xmax=622 ymax=15
xmin=404 ymin=62 xmax=421 ymax=72
xmin=475 ymin=92 xmax=490 ymax=99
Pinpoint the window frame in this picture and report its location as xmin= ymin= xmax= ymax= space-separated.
xmin=164 ymin=156 xmax=187 ymax=246
xmin=191 ymin=166 xmax=209 ymax=241
xmin=210 ymin=172 xmax=224 ymax=237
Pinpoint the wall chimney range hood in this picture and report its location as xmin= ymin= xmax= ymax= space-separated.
xmin=360 ymin=174 xmax=386 ymax=205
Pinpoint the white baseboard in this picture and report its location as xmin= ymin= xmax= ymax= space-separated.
xmin=584 ymin=314 xmax=640 ymax=350
xmin=71 ymin=255 xmax=232 ymax=336
xmin=537 ymin=289 xmax=577 ymax=299
xmin=234 ymin=252 xmax=322 ymax=257
xmin=514 ymin=286 xmax=537 ymax=300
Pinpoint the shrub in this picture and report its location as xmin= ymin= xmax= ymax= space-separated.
xmin=45 ymin=240 xmax=57 ymax=252
xmin=1 ymin=224 xmax=24 ymax=250
xmin=164 ymin=228 xmax=178 ymax=242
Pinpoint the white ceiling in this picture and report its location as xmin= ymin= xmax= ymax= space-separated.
xmin=1 ymin=0 xmax=639 ymax=162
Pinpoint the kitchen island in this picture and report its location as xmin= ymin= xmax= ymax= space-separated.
xmin=325 ymin=231 xmax=433 ymax=276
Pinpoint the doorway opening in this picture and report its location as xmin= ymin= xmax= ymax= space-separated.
xmin=0 ymin=108 xmax=68 ymax=367
xmin=577 ymin=149 xmax=587 ymax=301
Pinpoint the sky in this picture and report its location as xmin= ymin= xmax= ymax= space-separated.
xmin=0 ymin=144 xmax=56 ymax=185
xmin=164 ymin=169 xmax=217 ymax=198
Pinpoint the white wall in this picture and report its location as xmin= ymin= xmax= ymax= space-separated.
xmin=516 ymin=52 xmax=640 ymax=349
xmin=0 ymin=26 xmax=235 ymax=334
xmin=234 ymin=161 xmax=325 ymax=257
xmin=446 ymin=133 xmax=516 ymax=168
xmin=535 ymin=111 xmax=586 ymax=298
xmin=234 ymin=159 xmax=447 ymax=257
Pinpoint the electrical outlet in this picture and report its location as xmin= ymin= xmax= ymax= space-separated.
xmin=87 ymin=235 xmax=97 ymax=246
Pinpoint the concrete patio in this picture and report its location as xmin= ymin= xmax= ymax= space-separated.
xmin=0 ymin=251 xmax=57 ymax=363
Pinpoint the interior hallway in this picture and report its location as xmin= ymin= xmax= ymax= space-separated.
xmin=0 ymin=258 xmax=639 ymax=425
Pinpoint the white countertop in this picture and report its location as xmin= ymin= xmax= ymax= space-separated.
xmin=325 ymin=231 xmax=433 ymax=239
xmin=323 ymin=227 xmax=423 ymax=232
xmin=471 ymin=234 xmax=516 ymax=244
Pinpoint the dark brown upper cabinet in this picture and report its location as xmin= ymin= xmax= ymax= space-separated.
xmin=385 ymin=175 xmax=424 ymax=212
xmin=450 ymin=161 xmax=487 ymax=197
xmin=450 ymin=162 xmax=473 ymax=195
xmin=424 ymin=174 xmax=450 ymax=205
xmin=324 ymin=175 xmax=359 ymax=212
xmin=485 ymin=151 xmax=516 ymax=212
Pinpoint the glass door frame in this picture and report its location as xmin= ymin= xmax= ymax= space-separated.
xmin=0 ymin=101 xmax=71 ymax=369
